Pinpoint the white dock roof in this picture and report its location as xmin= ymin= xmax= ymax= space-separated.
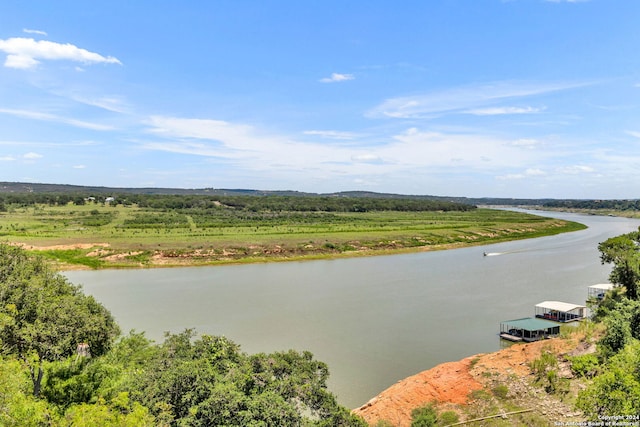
xmin=588 ymin=283 xmax=614 ymax=291
xmin=535 ymin=301 xmax=586 ymax=312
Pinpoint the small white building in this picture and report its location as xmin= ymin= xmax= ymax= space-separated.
xmin=535 ymin=301 xmax=586 ymax=323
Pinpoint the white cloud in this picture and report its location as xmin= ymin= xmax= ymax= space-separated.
xmin=466 ymin=106 xmax=544 ymax=115
xmin=381 ymin=127 xmax=549 ymax=169
xmin=557 ymin=165 xmax=595 ymax=174
xmin=496 ymin=168 xmax=545 ymax=181
xmin=351 ymin=153 xmax=381 ymax=163
xmin=496 ymin=173 xmax=526 ymax=180
xmin=71 ymin=95 xmax=128 ymax=113
xmin=142 ymin=116 xmax=604 ymax=194
xmin=626 ymin=131 xmax=640 ymax=139
xmin=524 ymin=168 xmax=546 ymax=176
xmin=143 ymin=116 xmax=384 ymax=175
xmin=319 ymin=73 xmax=354 ymax=83
xmin=367 ymin=80 xmax=588 ymax=119
xmin=506 ymin=138 xmax=543 ymax=149
xmin=23 ymin=152 xmax=43 ymax=159
xmin=22 ymin=29 xmax=48 ymax=36
xmin=0 ymin=108 xmax=114 ymax=131
xmin=303 ymin=130 xmax=358 ymax=140
xmin=545 ymin=0 xmax=589 ymax=3
xmin=0 ymin=37 xmax=121 ymax=69
xmin=0 ymin=156 xmax=16 ymax=161
xmin=73 ymin=165 xmax=86 ymax=169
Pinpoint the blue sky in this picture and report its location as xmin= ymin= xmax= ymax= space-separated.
xmin=1 ymin=1 xmax=639 ymax=198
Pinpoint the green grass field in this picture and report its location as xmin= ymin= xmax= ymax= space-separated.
xmin=0 ymin=203 xmax=586 ymax=269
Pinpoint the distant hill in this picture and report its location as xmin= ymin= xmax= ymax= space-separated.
xmin=0 ymin=181 xmax=571 ymax=206
xmin=0 ymin=182 xmax=311 ymax=197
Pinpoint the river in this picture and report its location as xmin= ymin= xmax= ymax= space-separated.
xmin=63 ymin=210 xmax=640 ymax=408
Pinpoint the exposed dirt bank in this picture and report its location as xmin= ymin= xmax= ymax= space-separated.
xmin=353 ymin=335 xmax=590 ymax=426
xmin=9 ymin=240 xmax=505 ymax=270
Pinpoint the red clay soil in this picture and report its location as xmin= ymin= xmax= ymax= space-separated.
xmin=353 ymin=337 xmax=577 ymax=426
xmin=353 ymin=356 xmax=483 ymax=426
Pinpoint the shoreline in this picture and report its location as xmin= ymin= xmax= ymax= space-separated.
xmin=10 ymin=222 xmax=586 ymax=271
xmin=23 ymin=238 xmax=553 ymax=271
xmin=353 ymin=331 xmax=591 ymax=426
xmin=1 ymin=206 xmax=587 ymax=271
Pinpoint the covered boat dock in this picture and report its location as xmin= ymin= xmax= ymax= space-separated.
xmin=535 ymin=301 xmax=586 ymax=322
xmin=588 ymin=283 xmax=614 ymax=300
xmin=499 ymin=317 xmax=561 ymax=342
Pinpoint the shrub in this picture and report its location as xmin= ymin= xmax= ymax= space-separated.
xmin=569 ymin=353 xmax=600 ymax=378
xmin=491 ymin=384 xmax=509 ymax=399
xmin=411 ymin=403 xmax=437 ymax=427
xmin=438 ymin=410 xmax=460 ymax=425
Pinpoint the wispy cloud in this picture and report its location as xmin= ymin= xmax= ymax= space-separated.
xmin=626 ymin=131 xmax=640 ymax=139
xmin=0 ymin=156 xmax=16 ymax=161
xmin=68 ymin=94 xmax=129 ymax=114
xmin=505 ymin=138 xmax=544 ymax=149
xmin=303 ymin=130 xmax=359 ymax=140
xmin=496 ymin=168 xmax=546 ymax=180
xmin=143 ymin=116 xmax=571 ymax=183
xmin=23 ymin=152 xmax=43 ymax=159
xmin=23 ymin=29 xmax=48 ymax=36
xmin=0 ymin=139 xmax=99 ymax=148
xmin=319 ymin=73 xmax=354 ymax=83
xmin=351 ymin=153 xmax=383 ymax=163
xmin=545 ymin=0 xmax=589 ymax=3
xmin=557 ymin=165 xmax=595 ymax=174
xmin=381 ymin=127 xmax=551 ymax=169
xmin=143 ymin=116 xmax=388 ymax=176
xmin=466 ymin=106 xmax=545 ymax=115
xmin=0 ymin=37 xmax=121 ymax=69
xmin=0 ymin=108 xmax=114 ymax=131
xmin=368 ymin=81 xmax=587 ymax=119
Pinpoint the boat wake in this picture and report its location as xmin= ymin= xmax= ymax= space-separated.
xmin=483 ymin=252 xmax=502 ymax=257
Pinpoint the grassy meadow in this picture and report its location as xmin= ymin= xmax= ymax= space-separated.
xmin=0 ymin=202 xmax=586 ymax=269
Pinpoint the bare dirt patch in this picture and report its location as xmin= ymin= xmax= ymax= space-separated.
xmin=10 ymin=242 xmax=110 ymax=251
xmin=353 ymin=336 xmax=587 ymax=426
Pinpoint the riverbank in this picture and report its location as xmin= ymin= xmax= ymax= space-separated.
xmin=3 ymin=208 xmax=585 ymax=270
xmin=353 ymin=326 xmax=596 ymax=426
xmin=10 ymin=237 xmax=559 ymax=271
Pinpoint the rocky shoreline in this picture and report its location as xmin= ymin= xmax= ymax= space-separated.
xmin=353 ymin=334 xmax=591 ymax=426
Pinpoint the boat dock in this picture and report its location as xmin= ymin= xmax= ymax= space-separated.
xmin=499 ymin=283 xmax=611 ymax=342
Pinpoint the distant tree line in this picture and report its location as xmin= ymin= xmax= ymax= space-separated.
xmin=544 ymin=199 xmax=640 ymax=211
xmin=0 ymin=192 xmax=476 ymax=213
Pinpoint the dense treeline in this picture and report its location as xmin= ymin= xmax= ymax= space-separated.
xmin=0 ymin=244 xmax=365 ymax=426
xmin=0 ymin=192 xmax=476 ymax=213
xmin=544 ymin=199 xmax=640 ymax=211
xmin=574 ymin=230 xmax=640 ymax=418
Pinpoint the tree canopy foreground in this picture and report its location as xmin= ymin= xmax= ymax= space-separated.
xmin=0 ymin=244 xmax=365 ymax=426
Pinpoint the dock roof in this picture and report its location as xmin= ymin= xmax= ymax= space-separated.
xmin=588 ymin=284 xmax=614 ymax=291
xmin=535 ymin=301 xmax=586 ymax=312
xmin=500 ymin=317 xmax=560 ymax=331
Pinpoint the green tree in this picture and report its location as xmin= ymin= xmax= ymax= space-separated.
xmin=0 ymin=244 xmax=120 ymax=396
xmin=599 ymin=232 xmax=640 ymax=300
xmin=132 ymin=330 xmax=365 ymax=426
xmin=599 ymin=311 xmax=632 ymax=357
xmin=0 ymin=357 xmax=59 ymax=426
xmin=577 ymin=340 xmax=640 ymax=419
xmin=61 ymin=393 xmax=155 ymax=427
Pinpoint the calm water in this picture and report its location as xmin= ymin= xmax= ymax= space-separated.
xmin=64 ymin=210 xmax=640 ymax=408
